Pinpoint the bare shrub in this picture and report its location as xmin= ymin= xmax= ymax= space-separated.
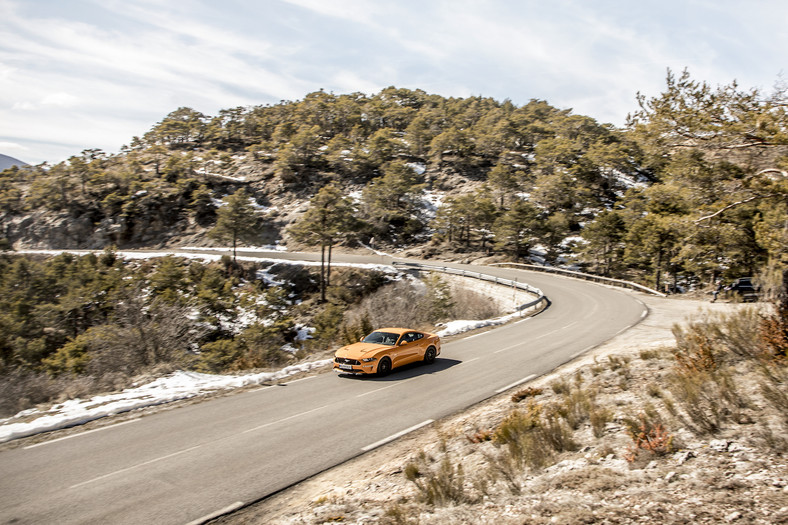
xmin=491 ymin=401 xmax=577 ymax=476
xmin=466 ymin=428 xmax=493 ymax=443
xmin=590 ymin=405 xmax=614 ymax=438
xmin=511 ymin=386 xmax=543 ymax=403
xmin=0 ymin=370 xmax=65 ymax=417
xmin=664 ymin=366 xmax=750 ymax=435
xmin=84 ymin=296 xmax=207 ymax=377
xmin=674 ymin=309 xmax=765 ymax=365
xmin=556 ymin=388 xmax=594 ymax=430
xmin=623 ymin=412 xmax=675 ymax=464
xmin=758 ymin=364 xmax=788 ymax=425
xmin=404 ymin=451 xmax=470 ymax=506
xmin=449 ymin=285 xmax=501 ymax=320
xmin=666 ymin=313 xmax=755 ymax=435
xmin=343 ymin=280 xmax=428 ymax=331
xmin=550 ymin=378 xmax=570 ymax=395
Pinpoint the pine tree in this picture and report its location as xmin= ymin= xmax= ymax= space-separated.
xmin=288 ymin=184 xmax=358 ymax=302
xmin=208 ymin=188 xmax=259 ymax=262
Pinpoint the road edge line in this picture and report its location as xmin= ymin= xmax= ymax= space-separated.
xmin=361 ymin=419 xmax=434 ymax=452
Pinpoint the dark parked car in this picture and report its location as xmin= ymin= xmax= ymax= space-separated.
xmin=728 ymin=277 xmax=759 ymax=302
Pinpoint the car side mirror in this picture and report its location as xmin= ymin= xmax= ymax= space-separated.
xmin=399 ymin=341 xmax=406 ymax=346
xmin=360 ymin=337 xmax=364 ymax=342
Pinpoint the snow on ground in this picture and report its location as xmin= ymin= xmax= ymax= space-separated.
xmin=435 ymin=305 xmax=539 ymax=338
xmin=0 ymin=361 xmax=332 ymax=444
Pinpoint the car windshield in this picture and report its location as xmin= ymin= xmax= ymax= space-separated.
xmin=362 ymin=331 xmax=399 ymax=346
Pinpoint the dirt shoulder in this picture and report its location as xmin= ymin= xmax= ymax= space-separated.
xmin=215 ymin=294 xmax=787 ymax=524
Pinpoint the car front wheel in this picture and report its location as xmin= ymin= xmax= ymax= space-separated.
xmin=377 ymin=357 xmax=392 ymax=376
xmin=424 ymin=346 xmax=437 ymax=364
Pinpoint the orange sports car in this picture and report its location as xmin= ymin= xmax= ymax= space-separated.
xmin=334 ymin=328 xmax=441 ymax=376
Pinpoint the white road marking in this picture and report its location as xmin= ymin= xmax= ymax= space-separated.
xmin=457 ymin=357 xmax=481 ymax=366
xmin=356 ymin=375 xmax=420 ymax=398
xmin=495 ymin=374 xmax=536 ymax=394
xmin=69 ymin=445 xmax=203 ymax=489
xmin=185 ymin=501 xmax=245 ymax=525
xmin=493 ymin=322 xmax=579 ymax=354
xmin=356 ymin=383 xmax=399 ymax=398
xmin=362 ymin=420 xmax=434 ymax=452
xmin=283 ymin=375 xmax=318 ymax=386
xmin=24 ymin=419 xmax=140 ymax=450
xmin=570 ymin=345 xmax=594 ymax=358
xmin=241 ymin=404 xmax=330 ymax=434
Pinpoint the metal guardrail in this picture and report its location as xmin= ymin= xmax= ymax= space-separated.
xmin=489 ymin=262 xmax=666 ymax=297
xmin=392 ymin=261 xmax=547 ymax=312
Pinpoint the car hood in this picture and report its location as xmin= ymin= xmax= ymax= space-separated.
xmin=335 ymin=342 xmax=388 ymax=360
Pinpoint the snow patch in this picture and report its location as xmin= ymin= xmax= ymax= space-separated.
xmin=0 ymin=361 xmax=332 ymax=443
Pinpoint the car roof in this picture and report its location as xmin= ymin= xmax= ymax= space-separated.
xmin=375 ymin=328 xmax=418 ymax=335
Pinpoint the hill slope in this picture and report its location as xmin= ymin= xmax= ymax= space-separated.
xmin=0 ymin=154 xmax=27 ymax=171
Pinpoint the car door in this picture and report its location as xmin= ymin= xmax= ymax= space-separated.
xmin=399 ymin=332 xmax=424 ymax=365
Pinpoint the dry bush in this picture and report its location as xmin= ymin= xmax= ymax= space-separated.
xmin=404 ymin=451 xmax=471 ymax=506
xmin=466 ymin=428 xmax=493 ymax=443
xmin=511 ymin=386 xmax=543 ymax=403
xmin=663 ymin=367 xmax=748 ymax=435
xmin=590 ymin=405 xmax=614 ymax=438
xmin=381 ymin=503 xmax=421 ymax=525
xmin=491 ymin=401 xmax=577 ymax=477
xmin=639 ymin=348 xmax=662 ymax=360
xmin=449 ymin=285 xmax=501 ymax=320
xmin=556 ymin=388 xmax=594 ymax=430
xmin=343 ymin=280 xmax=429 ymax=331
xmin=665 ymin=312 xmax=756 ymax=435
xmin=674 ymin=309 xmax=766 ymax=365
xmin=623 ymin=412 xmax=675 ymax=463
xmin=342 ymin=274 xmax=505 ymax=335
xmin=550 ymin=378 xmax=570 ymax=395
xmin=0 ymin=370 xmax=67 ymax=417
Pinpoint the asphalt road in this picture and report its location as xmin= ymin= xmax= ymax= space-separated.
xmin=0 ymin=253 xmax=647 ymax=525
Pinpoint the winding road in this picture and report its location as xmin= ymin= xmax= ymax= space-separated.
xmin=0 ymin=252 xmax=648 ymax=524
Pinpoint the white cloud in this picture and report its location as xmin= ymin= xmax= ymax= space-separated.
xmin=1 ymin=0 xmax=786 ymax=164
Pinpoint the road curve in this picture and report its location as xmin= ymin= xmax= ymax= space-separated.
xmin=0 ymin=253 xmax=647 ymax=525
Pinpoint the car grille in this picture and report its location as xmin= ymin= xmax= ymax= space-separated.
xmin=335 ymin=357 xmax=360 ymax=365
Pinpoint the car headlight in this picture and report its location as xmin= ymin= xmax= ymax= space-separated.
xmin=361 ymin=357 xmax=377 ymax=362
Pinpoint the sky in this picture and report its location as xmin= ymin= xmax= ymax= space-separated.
xmin=1 ymin=0 xmax=786 ymax=166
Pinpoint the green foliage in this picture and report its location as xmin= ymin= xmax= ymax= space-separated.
xmin=1 ymin=75 xmax=785 ymax=293
xmin=209 ymin=188 xmax=261 ymax=260
xmin=288 ymin=184 xmax=359 ymax=301
xmin=361 ymin=161 xmax=426 ymax=241
xmin=423 ymin=273 xmax=455 ymax=323
xmin=493 ymin=200 xmax=539 ymax=260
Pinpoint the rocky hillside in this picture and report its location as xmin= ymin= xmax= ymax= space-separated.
xmin=1 ymin=74 xmax=786 ymax=292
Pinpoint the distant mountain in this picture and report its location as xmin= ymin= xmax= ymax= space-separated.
xmin=0 ymin=154 xmax=29 ymax=171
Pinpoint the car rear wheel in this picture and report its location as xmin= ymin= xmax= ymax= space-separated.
xmin=424 ymin=346 xmax=437 ymax=364
xmin=377 ymin=357 xmax=392 ymax=376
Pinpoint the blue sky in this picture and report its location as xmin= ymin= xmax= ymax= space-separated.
xmin=1 ymin=0 xmax=786 ymax=165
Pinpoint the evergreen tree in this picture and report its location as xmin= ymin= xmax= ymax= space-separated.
xmin=493 ymin=200 xmax=539 ymax=260
xmin=208 ymin=188 xmax=260 ymax=262
xmin=288 ymin=184 xmax=358 ymax=302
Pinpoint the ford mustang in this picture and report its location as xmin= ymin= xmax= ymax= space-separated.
xmin=334 ymin=328 xmax=441 ymax=376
